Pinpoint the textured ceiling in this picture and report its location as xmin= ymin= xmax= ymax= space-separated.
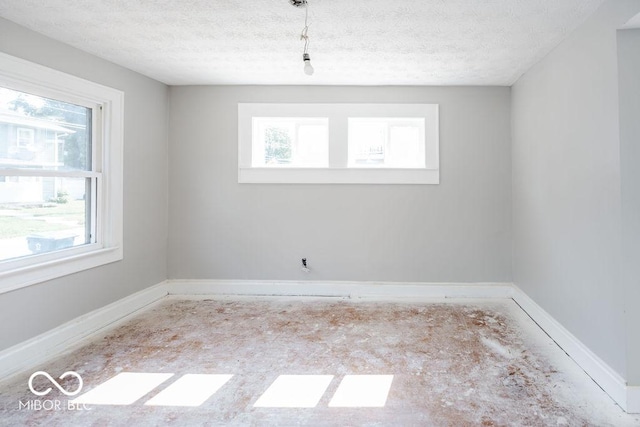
xmin=0 ymin=0 xmax=605 ymax=86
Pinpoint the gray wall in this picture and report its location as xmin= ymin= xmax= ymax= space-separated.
xmin=618 ymin=28 xmax=640 ymax=385
xmin=512 ymin=0 xmax=640 ymax=379
xmin=168 ymin=86 xmax=512 ymax=283
xmin=0 ymin=18 xmax=169 ymax=351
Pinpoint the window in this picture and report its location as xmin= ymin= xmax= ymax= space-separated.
xmin=252 ymin=117 xmax=328 ymax=167
xmin=16 ymin=128 xmax=35 ymax=149
xmin=0 ymin=52 xmax=123 ymax=293
xmin=348 ymin=118 xmax=425 ymax=168
xmin=238 ymin=103 xmax=439 ymax=184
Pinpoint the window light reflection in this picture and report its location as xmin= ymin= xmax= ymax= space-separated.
xmin=71 ymin=372 xmax=174 ymax=406
xmin=144 ymin=374 xmax=233 ymax=407
xmin=328 ymin=375 xmax=394 ymax=408
xmin=254 ymin=375 xmax=334 ymax=408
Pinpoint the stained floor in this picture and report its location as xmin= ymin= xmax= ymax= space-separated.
xmin=1 ymin=297 xmax=639 ymax=426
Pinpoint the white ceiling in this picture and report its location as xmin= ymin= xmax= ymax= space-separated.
xmin=0 ymin=0 xmax=605 ymax=86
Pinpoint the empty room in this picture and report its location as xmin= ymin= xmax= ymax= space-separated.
xmin=0 ymin=0 xmax=639 ymax=425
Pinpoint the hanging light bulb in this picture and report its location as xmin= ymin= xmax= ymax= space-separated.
xmin=293 ymin=0 xmax=315 ymax=76
xmin=303 ymin=53 xmax=314 ymax=75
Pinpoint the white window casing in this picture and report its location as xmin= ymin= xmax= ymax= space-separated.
xmin=238 ymin=103 xmax=439 ymax=184
xmin=0 ymin=52 xmax=124 ymax=294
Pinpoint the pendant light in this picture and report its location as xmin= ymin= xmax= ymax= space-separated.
xmin=290 ymin=0 xmax=314 ymax=76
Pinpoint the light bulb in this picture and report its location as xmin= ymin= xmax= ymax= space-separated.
xmin=304 ymin=60 xmax=314 ymax=75
xmin=303 ymin=53 xmax=314 ymax=76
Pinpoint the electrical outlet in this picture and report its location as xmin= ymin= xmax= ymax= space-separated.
xmin=301 ymin=258 xmax=310 ymax=273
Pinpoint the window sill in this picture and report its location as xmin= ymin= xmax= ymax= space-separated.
xmin=0 ymin=246 xmax=123 ymax=295
xmin=238 ymin=167 xmax=440 ymax=185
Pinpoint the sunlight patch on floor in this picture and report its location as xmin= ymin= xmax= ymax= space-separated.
xmin=254 ymin=375 xmax=334 ymax=408
xmin=328 ymin=375 xmax=394 ymax=408
xmin=71 ymin=373 xmax=173 ymax=405
xmin=145 ymin=374 xmax=233 ymax=407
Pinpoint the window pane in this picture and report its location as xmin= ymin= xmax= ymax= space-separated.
xmin=297 ymin=124 xmax=328 ymax=167
xmin=389 ymin=125 xmax=424 ymax=168
xmin=348 ymin=118 xmax=425 ymax=168
xmin=253 ymin=118 xmax=328 ymax=167
xmin=348 ymin=121 xmax=386 ymax=166
xmin=0 ymin=87 xmax=91 ymax=171
xmin=263 ymin=123 xmax=293 ymax=166
xmin=0 ymin=177 xmax=91 ymax=262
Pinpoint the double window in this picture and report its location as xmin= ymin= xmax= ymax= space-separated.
xmin=0 ymin=53 xmax=123 ymax=293
xmin=238 ymin=103 xmax=439 ymax=184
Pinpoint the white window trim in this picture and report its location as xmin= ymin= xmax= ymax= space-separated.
xmin=0 ymin=52 xmax=124 ymax=294
xmin=238 ymin=103 xmax=439 ymax=185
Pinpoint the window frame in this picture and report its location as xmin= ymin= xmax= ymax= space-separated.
xmin=0 ymin=52 xmax=124 ymax=294
xmin=238 ymin=103 xmax=439 ymax=184
xmin=16 ymin=127 xmax=35 ymax=149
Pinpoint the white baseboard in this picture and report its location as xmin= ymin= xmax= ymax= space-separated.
xmin=628 ymin=387 xmax=640 ymax=414
xmin=0 ymin=281 xmax=168 ymax=382
xmin=166 ymin=279 xmax=514 ymax=299
xmin=511 ymin=285 xmax=631 ymax=412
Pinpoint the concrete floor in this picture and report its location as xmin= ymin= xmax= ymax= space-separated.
xmin=1 ymin=297 xmax=639 ymax=426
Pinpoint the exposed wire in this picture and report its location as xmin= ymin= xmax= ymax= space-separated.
xmin=300 ymin=1 xmax=310 ymax=54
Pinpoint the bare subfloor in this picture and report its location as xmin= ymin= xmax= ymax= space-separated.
xmin=1 ymin=297 xmax=638 ymax=426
